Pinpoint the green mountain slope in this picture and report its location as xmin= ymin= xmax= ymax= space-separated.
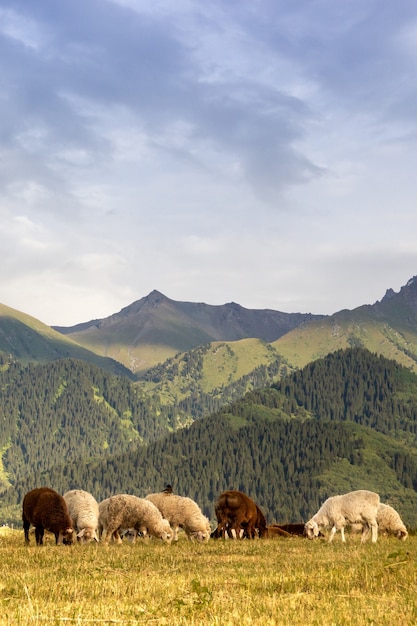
xmin=136 ymin=338 xmax=289 ymax=411
xmin=274 ymin=277 xmax=417 ymax=373
xmin=0 ymin=303 xmax=134 ymax=378
xmin=4 ymin=348 xmax=417 ymax=528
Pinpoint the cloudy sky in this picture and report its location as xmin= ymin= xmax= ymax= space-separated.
xmin=1 ymin=0 xmax=417 ymax=325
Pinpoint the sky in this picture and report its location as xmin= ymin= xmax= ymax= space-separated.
xmin=1 ymin=0 xmax=417 ymax=326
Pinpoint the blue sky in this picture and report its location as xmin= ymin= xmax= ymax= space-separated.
xmin=1 ymin=0 xmax=417 ymax=325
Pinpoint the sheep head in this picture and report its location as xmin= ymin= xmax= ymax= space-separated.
xmin=304 ymin=520 xmax=320 ymax=539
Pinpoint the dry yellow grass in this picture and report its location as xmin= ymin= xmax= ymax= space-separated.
xmin=1 ymin=527 xmax=416 ymax=625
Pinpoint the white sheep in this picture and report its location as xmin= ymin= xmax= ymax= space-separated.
xmin=146 ymin=491 xmax=211 ymax=542
xmin=101 ymin=494 xmax=173 ymax=545
xmin=305 ymin=490 xmax=380 ymax=543
xmin=98 ymin=498 xmax=151 ymax=543
xmin=375 ymin=503 xmax=408 ymax=541
xmin=63 ymin=489 xmax=99 ymax=543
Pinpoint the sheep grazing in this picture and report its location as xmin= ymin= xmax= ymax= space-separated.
xmin=214 ymin=491 xmax=268 ymax=539
xmin=267 ymin=523 xmax=309 ymax=538
xmin=101 ymin=494 xmax=173 ymax=545
xmin=22 ymin=487 xmax=74 ymax=546
xmin=305 ymin=489 xmax=380 ymax=543
xmin=98 ymin=497 xmax=141 ymax=543
xmin=63 ymin=489 xmax=100 ymax=543
xmin=376 ymin=503 xmax=408 ymax=541
xmin=98 ymin=498 xmax=116 ymax=542
xmin=146 ymin=491 xmax=211 ymax=543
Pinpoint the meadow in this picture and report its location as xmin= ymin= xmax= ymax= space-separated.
xmin=0 ymin=527 xmax=416 ymax=625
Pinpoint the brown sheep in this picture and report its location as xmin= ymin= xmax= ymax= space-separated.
xmin=22 ymin=487 xmax=74 ymax=546
xmin=267 ymin=523 xmax=319 ymax=538
xmin=214 ymin=490 xmax=268 ymax=539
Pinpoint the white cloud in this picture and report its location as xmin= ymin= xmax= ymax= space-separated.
xmin=0 ymin=0 xmax=416 ymax=325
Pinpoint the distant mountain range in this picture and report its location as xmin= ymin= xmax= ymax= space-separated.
xmin=52 ymin=290 xmax=324 ymax=374
xmin=0 ymin=277 xmax=417 ymax=382
xmin=49 ymin=276 xmax=417 ymax=378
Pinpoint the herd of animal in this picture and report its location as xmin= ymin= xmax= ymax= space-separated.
xmin=21 ymin=486 xmax=409 ymax=546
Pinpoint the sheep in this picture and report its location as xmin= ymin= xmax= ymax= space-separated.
xmin=376 ymin=503 xmax=408 ymax=541
xmin=98 ymin=498 xmax=131 ymax=542
xmin=98 ymin=498 xmax=124 ymax=542
xmin=22 ymin=487 xmax=74 ymax=546
xmin=101 ymin=494 xmax=173 ymax=545
xmin=98 ymin=497 xmax=139 ymax=543
xmin=214 ymin=491 xmax=268 ymax=539
xmin=305 ymin=489 xmax=380 ymax=543
xmin=63 ymin=489 xmax=99 ymax=543
xmin=146 ymin=491 xmax=211 ymax=542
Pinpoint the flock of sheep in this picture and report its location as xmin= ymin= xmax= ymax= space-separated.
xmin=22 ymin=486 xmax=212 ymax=546
xmin=304 ymin=489 xmax=408 ymax=543
xmin=21 ymin=485 xmax=408 ymax=546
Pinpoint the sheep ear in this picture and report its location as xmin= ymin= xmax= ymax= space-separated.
xmin=77 ymin=529 xmax=86 ymax=538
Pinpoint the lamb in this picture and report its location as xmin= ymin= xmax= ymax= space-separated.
xmin=305 ymin=489 xmax=380 ymax=543
xmin=63 ymin=489 xmax=99 ymax=543
xmin=146 ymin=491 xmax=211 ymax=542
xmin=376 ymin=503 xmax=408 ymax=541
xmin=101 ymin=494 xmax=173 ymax=545
xmin=22 ymin=487 xmax=74 ymax=546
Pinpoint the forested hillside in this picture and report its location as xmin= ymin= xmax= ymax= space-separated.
xmin=0 ymin=356 xmax=170 ymax=492
xmin=273 ymin=348 xmax=417 ymax=437
xmin=0 ymin=348 xmax=287 ymax=496
xmin=3 ymin=348 xmax=417 ymax=528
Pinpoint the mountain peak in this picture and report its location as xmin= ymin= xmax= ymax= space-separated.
xmin=380 ymin=275 xmax=417 ymax=303
xmin=405 ymin=276 xmax=417 ymax=289
xmin=381 ymin=288 xmax=396 ymax=302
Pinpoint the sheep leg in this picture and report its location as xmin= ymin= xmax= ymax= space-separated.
xmin=35 ymin=526 xmax=44 ymax=545
xmin=328 ymin=526 xmax=337 ymax=542
xmin=369 ymin=521 xmax=378 ymax=543
xmin=361 ymin=524 xmax=370 ymax=543
xmin=23 ymin=520 xmax=31 ymax=544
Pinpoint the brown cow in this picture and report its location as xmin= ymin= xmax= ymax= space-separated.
xmin=214 ymin=490 xmax=268 ymax=539
xmin=22 ymin=487 xmax=74 ymax=546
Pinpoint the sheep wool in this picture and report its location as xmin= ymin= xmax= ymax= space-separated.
xmin=63 ymin=489 xmax=100 ymax=543
xmin=305 ymin=489 xmax=380 ymax=543
xmin=376 ymin=503 xmax=408 ymax=541
xmin=146 ymin=492 xmax=211 ymax=542
xmin=101 ymin=494 xmax=172 ymax=545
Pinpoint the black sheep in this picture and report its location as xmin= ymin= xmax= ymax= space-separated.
xmin=22 ymin=487 xmax=74 ymax=545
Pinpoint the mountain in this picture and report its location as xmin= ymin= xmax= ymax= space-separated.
xmin=273 ymin=275 xmax=417 ymax=373
xmin=3 ymin=348 xmax=417 ymax=527
xmin=0 ymin=303 xmax=135 ymax=378
xmin=52 ymin=290 xmax=324 ymax=374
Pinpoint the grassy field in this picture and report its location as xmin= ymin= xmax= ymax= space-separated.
xmin=1 ymin=527 xmax=416 ymax=625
